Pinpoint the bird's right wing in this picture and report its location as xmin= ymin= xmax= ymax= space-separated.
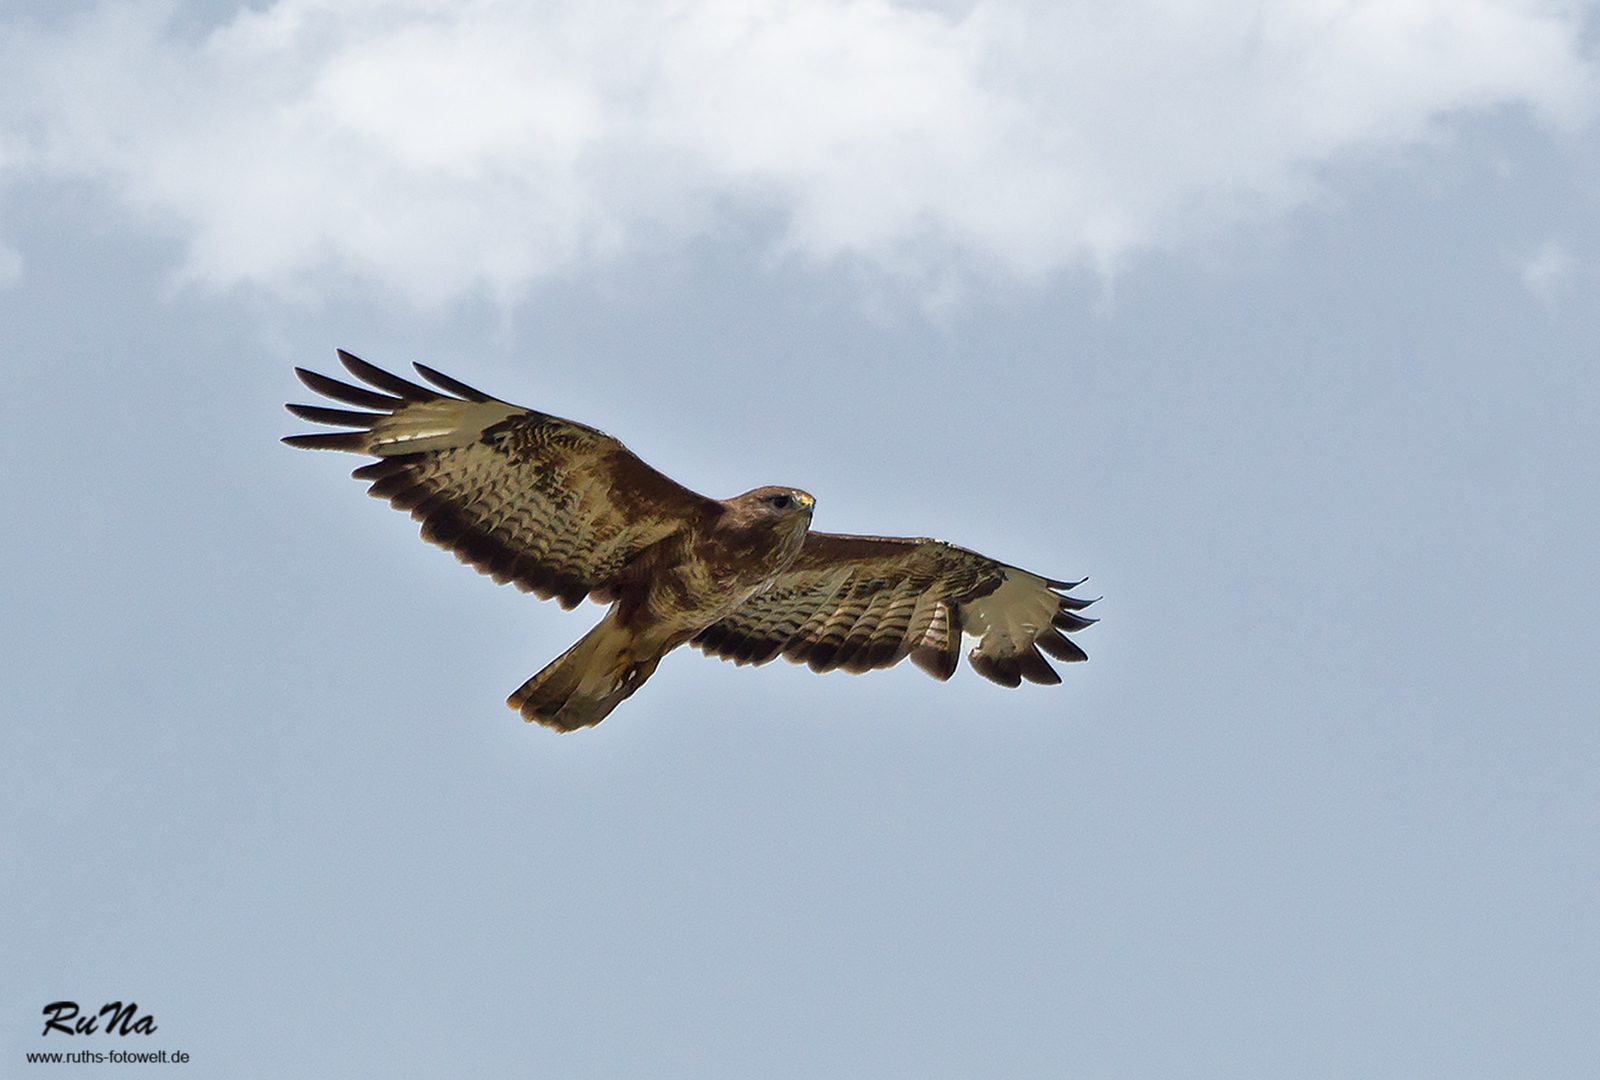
xmin=284 ymin=350 xmax=721 ymax=607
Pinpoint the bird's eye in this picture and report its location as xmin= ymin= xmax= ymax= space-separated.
xmin=770 ymin=494 xmax=792 ymax=510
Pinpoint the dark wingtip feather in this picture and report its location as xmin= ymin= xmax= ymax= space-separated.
xmin=337 ymin=349 xmax=442 ymax=402
xmin=1036 ymin=628 xmax=1089 ymax=663
xmin=1052 ymin=609 xmax=1099 ymax=632
xmin=414 ymin=362 xmax=493 ymax=402
xmin=282 ymin=432 xmax=372 ymax=451
xmin=1016 ymin=645 xmax=1062 ymax=685
xmin=1045 ymin=576 xmax=1098 ymax=614
xmin=968 ymin=650 xmax=1023 ymax=688
xmin=295 ymin=367 xmax=405 ymax=411
xmin=285 ymin=403 xmax=383 ymax=428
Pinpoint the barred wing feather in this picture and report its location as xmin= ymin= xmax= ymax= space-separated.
xmin=283 ymin=350 xmax=719 ymax=608
xmin=692 ymin=532 xmax=1095 ymax=686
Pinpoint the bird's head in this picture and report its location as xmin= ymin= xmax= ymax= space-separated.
xmin=728 ymin=484 xmax=813 ymax=517
xmin=723 ymin=486 xmax=815 ymax=542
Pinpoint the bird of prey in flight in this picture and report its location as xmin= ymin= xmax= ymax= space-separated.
xmin=285 ymin=351 xmax=1095 ymax=730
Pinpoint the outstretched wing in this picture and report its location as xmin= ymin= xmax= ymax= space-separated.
xmin=284 ymin=350 xmax=720 ymax=608
xmin=691 ymin=533 xmax=1095 ymax=686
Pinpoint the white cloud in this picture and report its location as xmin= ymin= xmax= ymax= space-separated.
xmin=0 ymin=0 xmax=1594 ymax=304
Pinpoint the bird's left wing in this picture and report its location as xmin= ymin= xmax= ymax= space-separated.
xmin=691 ymin=532 xmax=1095 ymax=686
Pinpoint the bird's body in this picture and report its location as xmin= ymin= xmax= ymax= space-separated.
xmin=286 ymin=351 xmax=1095 ymax=729
xmin=508 ymin=484 xmax=815 ymax=727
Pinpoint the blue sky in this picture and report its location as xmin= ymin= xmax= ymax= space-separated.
xmin=3 ymin=2 xmax=1599 ymax=1076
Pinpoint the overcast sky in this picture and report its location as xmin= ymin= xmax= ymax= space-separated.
xmin=3 ymin=1 xmax=1599 ymax=1076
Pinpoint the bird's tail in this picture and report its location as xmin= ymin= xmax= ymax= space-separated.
xmin=508 ymin=610 xmax=663 ymax=731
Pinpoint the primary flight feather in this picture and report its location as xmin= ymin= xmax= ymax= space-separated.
xmin=285 ymin=350 xmax=1096 ymax=730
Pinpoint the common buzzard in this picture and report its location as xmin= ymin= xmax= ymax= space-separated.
xmin=285 ymin=351 xmax=1095 ymax=730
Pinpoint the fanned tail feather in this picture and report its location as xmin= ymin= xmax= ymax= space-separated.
xmin=508 ymin=611 xmax=663 ymax=731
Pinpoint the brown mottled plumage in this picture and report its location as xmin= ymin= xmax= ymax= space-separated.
xmin=285 ymin=350 xmax=1095 ymax=730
